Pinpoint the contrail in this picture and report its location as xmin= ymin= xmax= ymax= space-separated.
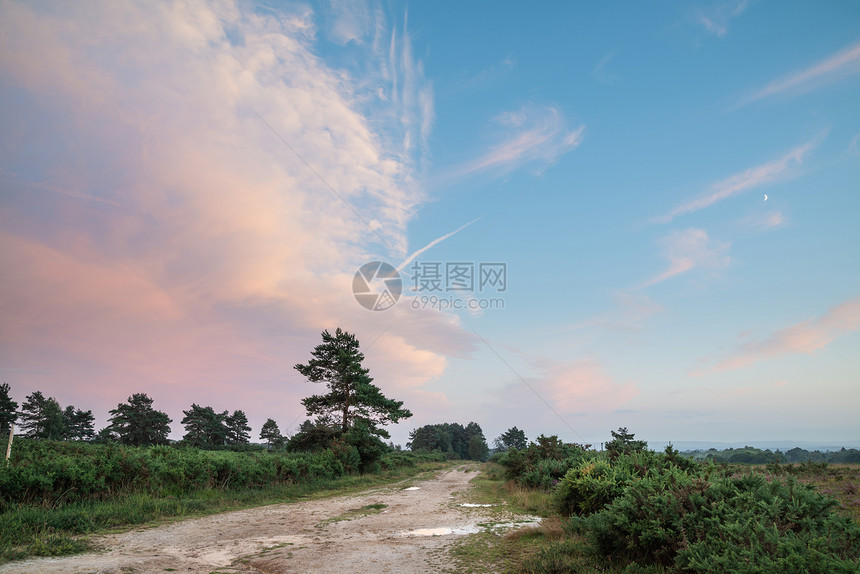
xmin=396 ymin=218 xmax=479 ymax=272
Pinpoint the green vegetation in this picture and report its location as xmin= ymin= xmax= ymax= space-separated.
xmin=683 ymin=445 xmax=860 ymax=464
xmin=294 ymin=328 xmax=412 ymax=438
xmin=407 ymin=421 xmax=490 ymax=461
xmin=321 ymin=502 xmax=388 ymax=524
xmin=0 ymin=438 xmax=447 ymax=563
xmin=292 ymin=328 xmax=413 ymax=472
xmin=446 ymin=462 xmax=561 ymax=573
xmin=260 ymin=417 xmax=285 ymax=449
xmin=488 ymin=428 xmax=860 ymax=573
xmin=494 ymin=426 xmax=528 ymax=451
xmin=0 ymin=382 xmax=18 ymax=434
xmin=104 ymin=392 xmax=172 ymax=446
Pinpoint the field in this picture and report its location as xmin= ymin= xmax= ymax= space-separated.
xmin=0 ymin=439 xmax=446 ymax=563
xmin=448 ymin=451 xmax=860 ymax=573
xmin=2 ymin=438 xmax=859 ymax=572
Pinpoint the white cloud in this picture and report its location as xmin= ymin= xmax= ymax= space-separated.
xmin=708 ymin=296 xmax=860 ymax=372
xmin=593 ymin=51 xmax=620 ymax=85
xmin=697 ymin=0 xmax=749 ymax=38
xmin=0 ymin=0 xmax=463 ymax=437
xmin=653 ymin=135 xmax=824 ymax=224
xmin=443 ymin=105 xmax=585 ymax=181
xmin=741 ymin=40 xmax=860 ymax=105
xmin=642 ymin=229 xmax=731 ymax=287
xmin=744 ymin=210 xmax=786 ymax=231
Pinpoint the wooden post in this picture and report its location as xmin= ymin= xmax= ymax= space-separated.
xmin=5 ymin=423 xmax=13 ymax=464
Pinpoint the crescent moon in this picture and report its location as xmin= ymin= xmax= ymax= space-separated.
xmin=764 ymin=194 xmax=768 ymax=201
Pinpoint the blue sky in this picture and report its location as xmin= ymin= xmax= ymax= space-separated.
xmin=1 ymin=0 xmax=858 ymax=447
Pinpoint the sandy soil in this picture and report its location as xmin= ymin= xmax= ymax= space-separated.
xmin=1 ymin=465 xmax=536 ymax=574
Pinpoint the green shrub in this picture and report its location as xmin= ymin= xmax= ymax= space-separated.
xmin=571 ymin=471 xmax=860 ymax=573
xmin=495 ymin=437 xmax=591 ymax=488
xmin=552 ymin=448 xmax=700 ymax=517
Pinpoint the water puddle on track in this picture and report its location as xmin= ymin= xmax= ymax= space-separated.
xmin=400 ymin=517 xmax=541 ymax=538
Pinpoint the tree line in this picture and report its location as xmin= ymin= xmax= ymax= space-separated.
xmin=407 ymin=421 xmax=490 ymax=461
xmin=0 ymin=382 xmax=285 ymax=448
xmin=1 ymin=328 xmax=495 ymax=467
xmin=682 ymin=445 xmax=860 ymax=464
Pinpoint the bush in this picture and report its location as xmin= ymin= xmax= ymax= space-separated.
xmin=494 ymin=436 xmax=591 ymax=488
xmin=552 ymin=448 xmax=700 ymax=517
xmin=0 ymin=439 xmax=360 ymax=505
xmin=571 ymin=470 xmax=860 ymax=573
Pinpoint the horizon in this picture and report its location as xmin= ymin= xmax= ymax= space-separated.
xmin=1 ymin=1 xmax=858 ymax=448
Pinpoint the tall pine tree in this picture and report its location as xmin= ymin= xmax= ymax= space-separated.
xmin=294 ymin=328 xmax=412 ymax=439
xmin=225 ymin=410 xmax=251 ymax=445
xmin=19 ymin=391 xmax=65 ymax=440
xmin=107 ymin=393 xmax=172 ymax=446
xmin=0 ymin=383 xmax=17 ymax=435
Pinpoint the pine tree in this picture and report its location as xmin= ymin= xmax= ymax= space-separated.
xmin=107 ymin=393 xmax=172 ymax=446
xmin=62 ymin=405 xmax=95 ymax=441
xmin=181 ymin=404 xmax=227 ymax=447
xmin=224 ymin=410 xmax=251 ymax=445
xmin=18 ymin=391 xmax=66 ymax=440
xmin=494 ymin=426 xmax=528 ymax=450
xmin=259 ymin=418 xmax=283 ymax=449
xmin=0 ymin=383 xmax=18 ymax=435
xmin=294 ymin=328 xmax=412 ymax=439
xmin=605 ymin=427 xmax=647 ymax=458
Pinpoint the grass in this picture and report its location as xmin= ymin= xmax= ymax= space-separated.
xmin=0 ymin=460 xmax=450 ymax=564
xmin=764 ymin=462 xmax=860 ymax=524
xmin=446 ymin=462 xmax=564 ymax=573
xmin=318 ymin=502 xmax=388 ymax=525
xmin=452 ymin=462 xmax=860 ymax=574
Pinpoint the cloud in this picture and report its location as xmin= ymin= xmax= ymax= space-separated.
xmin=396 ymin=218 xmax=478 ymax=272
xmin=440 ymin=55 xmax=516 ymax=97
xmin=744 ymin=210 xmax=786 ymax=231
xmin=712 ymin=296 xmax=860 ymax=372
xmin=697 ymin=0 xmax=748 ymax=38
xmin=326 ymin=0 xmax=372 ymax=45
xmin=443 ymin=105 xmax=585 ymax=181
xmin=533 ymin=359 xmax=638 ymax=415
xmin=566 ymin=292 xmax=664 ymax=335
xmin=475 ymin=356 xmax=638 ymax=443
xmin=0 ymin=0 xmax=464 ymax=437
xmin=593 ymin=51 xmax=620 ymax=85
xmin=642 ymin=229 xmax=730 ymax=288
xmin=741 ymin=40 xmax=860 ymax=105
xmin=849 ymin=133 xmax=860 ymax=157
xmin=653 ymin=135 xmax=823 ymax=223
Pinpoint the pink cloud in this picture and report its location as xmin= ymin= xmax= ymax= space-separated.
xmin=653 ymin=136 xmax=822 ymax=224
xmin=487 ymin=357 xmax=637 ymax=420
xmin=642 ymin=228 xmax=730 ymax=288
xmin=443 ymin=105 xmax=585 ymax=181
xmin=742 ymin=41 xmax=860 ymax=105
xmin=697 ymin=0 xmax=748 ymax=38
xmin=713 ymin=296 xmax=860 ymax=372
xmin=0 ymin=1 xmax=468 ymax=439
xmin=536 ymin=359 xmax=638 ymax=415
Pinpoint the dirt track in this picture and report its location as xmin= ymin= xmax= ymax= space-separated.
xmin=1 ymin=465 xmax=537 ymax=573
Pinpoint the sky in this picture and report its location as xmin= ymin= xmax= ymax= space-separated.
xmin=1 ymin=0 xmax=858 ymax=448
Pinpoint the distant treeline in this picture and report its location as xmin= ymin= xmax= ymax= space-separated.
xmin=406 ymin=421 xmax=490 ymax=461
xmin=682 ymin=445 xmax=860 ymax=464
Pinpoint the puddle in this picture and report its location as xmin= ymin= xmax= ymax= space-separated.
xmin=400 ymin=517 xmax=541 ymax=537
xmin=401 ymin=525 xmax=481 ymax=537
xmin=403 ymin=486 xmax=421 ymax=491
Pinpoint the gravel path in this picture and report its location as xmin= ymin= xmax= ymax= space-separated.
xmin=1 ymin=464 xmax=535 ymax=573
